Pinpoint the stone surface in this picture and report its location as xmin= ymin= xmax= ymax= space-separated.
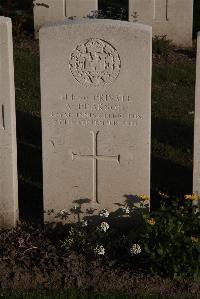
xmin=33 ymin=0 xmax=98 ymax=37
xmin=66 ymin=0 xmax=98 ymax=18
xmin=33 ymin=0 xmax=65 ymax=38
xmin=193 ymin=32 xmax=200 ymax=205
xmin=129 ymin=0 xmax=193 ymax=47
xmin=0 ymin=17 xmax=18 ymax=227
xmin=40 ymin=19 xmax=152 ymax=222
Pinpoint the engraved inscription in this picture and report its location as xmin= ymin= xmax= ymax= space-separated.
xmin=50 ymin=93 xmax=143 ymax=128
xmin=69 ymin=38 xmax=121 ymax=88
xmin=72 ymin=131 xmax=120 ymax=203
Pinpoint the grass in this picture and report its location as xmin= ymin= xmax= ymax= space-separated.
xmin=0 ymin=289 xmax=174 ymax=299
xmin=151 ymin=61 xmax=196 ymax=199
xmin=14 ymin=48 xmax=40 ymax=114
xmin=14 ymin=46 xmax=43 ymax=223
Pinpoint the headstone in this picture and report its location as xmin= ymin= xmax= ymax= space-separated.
xmin=66 ymin=0 xmax=98 ymax=18
xmin=0 ymin=17 xmax=18 ymax=227
xmin=193 ymin=32 xmax=200 ymax=205
xmin=33 ymin=0 xmax=65 ymax=38
xmin=40 ymin=19 xmax=152 ymax=222
xmin=129 ymin=0 xmax=193 ymax=47
xmin=33 ymin=0 xmax=98 ymax=38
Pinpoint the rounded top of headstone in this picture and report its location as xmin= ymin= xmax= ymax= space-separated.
xmin=0 ymin=17 xmax=12 ymax=24
xmin=39 ymin=18 xmax=152 ymax=34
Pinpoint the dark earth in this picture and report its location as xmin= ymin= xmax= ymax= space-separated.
xmin=0 ymin=223 xmax=199 ymax=298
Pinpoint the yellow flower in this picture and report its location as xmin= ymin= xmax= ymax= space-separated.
xmin=147 ymin=218 xmax=156 ymax=226
xmin=191 ymin=236 xmax=199 ymax=243
xmin=158 ymin=192 xmax=169 ymax=199
xmin=184 ymin=194 xmax=198 ymax=201
xmin=139 ymin=194 xmax=149 ymax=201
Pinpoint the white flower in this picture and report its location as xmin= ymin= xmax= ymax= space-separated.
xmin=94 ymin=245 xmax=105 ymax=255
xmin=130 ymin=244 xmax=141 ymax=255
xmin=122 ymin=206 xmax=130 ymax=214
xmin=81 ymin=220 xmax=88 ymax=227
xmin=99 ymin=209 xmax=109 ymax=218
xmin=60 ymin=209 xmax=68 ymax=216
xmin=98 ymin=222 xmax=109 ymax=232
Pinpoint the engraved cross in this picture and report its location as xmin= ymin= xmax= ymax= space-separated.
xmin=72 ymin=131 xmax=120 ymax=204
xmin=0 ymin=104 xmax=5 ymax=130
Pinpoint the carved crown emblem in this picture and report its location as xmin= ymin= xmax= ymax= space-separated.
xmin=69 ymin=38 xmax=121 ymax=88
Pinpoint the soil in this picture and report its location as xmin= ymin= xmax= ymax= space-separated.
xmin=0 ymin=224 xmax=199 ymax=298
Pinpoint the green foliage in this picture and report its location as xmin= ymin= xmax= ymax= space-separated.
xmin=61 ymin=195 xmax=200 ymax=279
xmin=14 ymin=48 xmax=40 ymax=114
xmin=140 ymin=195 xmax=200 ymax=279
xmin=61 ymin=218 xmax=127 ymax=259
xmin=153 ymin=35 xmax=174 ymax=57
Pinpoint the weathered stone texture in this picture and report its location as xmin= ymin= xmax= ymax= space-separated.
xmin=40 ymin=19 xmax=152 ymax=222
xmin=129 ymin=0 xmax=193 ymax=47
xmin=34 ymin=0 xmax=98 ymax=37
xmin=0 ymin=17 xmax=18 ymax=227
xmin=193 ymin=33 xmax=200 ymax=205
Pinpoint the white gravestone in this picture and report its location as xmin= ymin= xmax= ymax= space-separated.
xmin=129 ymin=0 xmax=193 ymax=47
xmin=40 ymin=19 xmax=152 ymax=222
xmin=193 ymin=32 xmax=200 ymax=205
xmin=33 ymin=0 xmax=98 ymax=37
xmin=0 ymin=17 xmax=18 ymax=227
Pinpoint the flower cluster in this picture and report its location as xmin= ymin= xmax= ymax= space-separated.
xmin=130 ymin=244 xmax=142 ymax=255
xmin=122 ymin=206 xmax=130 ymax=214
xmin=94 ymin=245 xmax=105 ymax=255
xmin=99 ymin=209 xmax=109 ymax=218
xmin=98 ymin=222 xmax=109 ymax=232
xmin=147 ymin=218 xmax=156 ymax=226
xmin=139 ymin=194 xmax=149 ymax=201
xmin=184 ymin=194 xmax=198 ymax=201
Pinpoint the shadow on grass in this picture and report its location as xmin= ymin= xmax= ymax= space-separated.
xmin=16 ymin=110 xmax=43 ymax=224
xmin=152 ymin=117 xmax=194 ymax=151
xmin=151 ymin=116 xmax=193 ymax=208
xmin=151 ymin=157 xmax=192 ymax=207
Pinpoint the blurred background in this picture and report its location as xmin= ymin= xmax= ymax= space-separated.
xmin=0 ymin=0 xmax=199 ymax=38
